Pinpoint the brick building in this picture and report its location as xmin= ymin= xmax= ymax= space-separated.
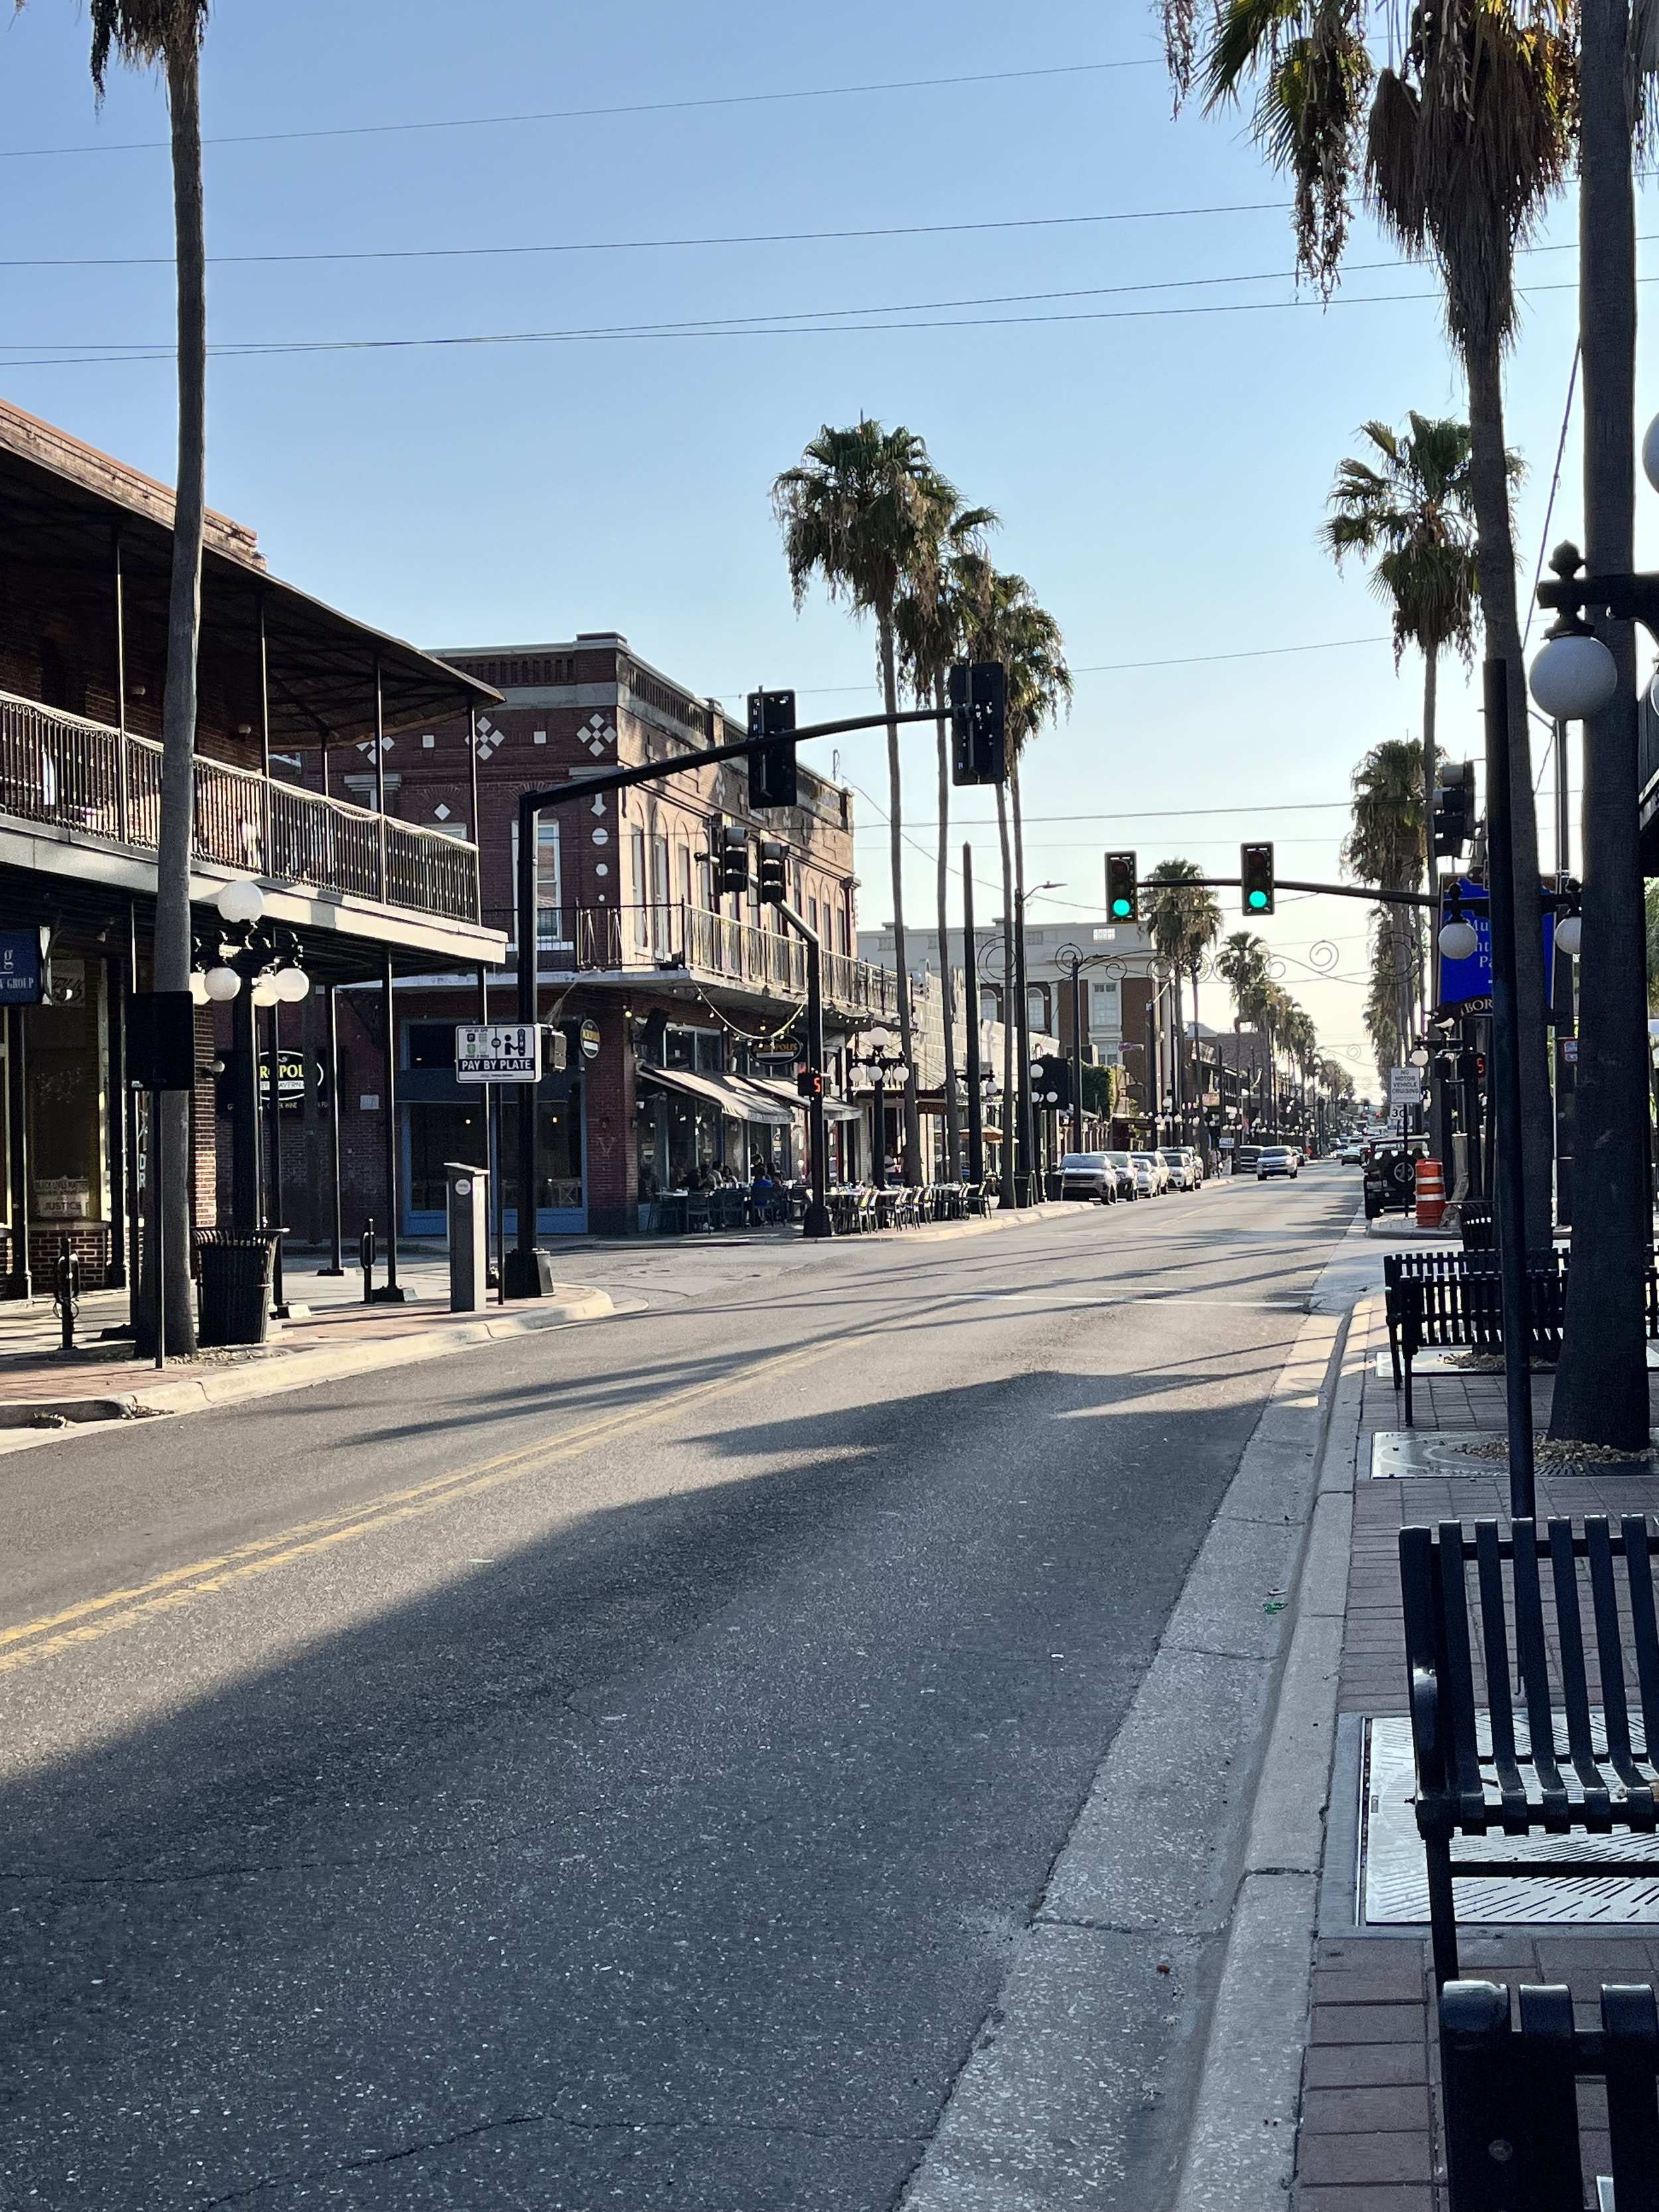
xmin=277 ymin=636 xmax=902 ymax=1239
xmin=0 ymin=396 xmax=501 ymax=1301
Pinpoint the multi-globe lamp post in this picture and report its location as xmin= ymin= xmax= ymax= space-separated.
xmin=847 ymin=1027 xmax=908 ymax=1190
xmin=193 ymin=879 xmax=310 ymax=1303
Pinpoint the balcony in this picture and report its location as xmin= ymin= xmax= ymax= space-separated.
xmin=491 ymin=901 xmax=901 ymax=1021
xmin=0 ymin=690 xmax=480 ymax=927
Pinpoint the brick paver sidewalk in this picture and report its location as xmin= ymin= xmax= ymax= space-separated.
xmin=1293 ymin=1297 xmax=1659 ymax=2209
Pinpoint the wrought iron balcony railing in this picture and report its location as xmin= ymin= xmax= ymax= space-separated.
xmin=0 ymin=689 xmax=482 ymax=927
xmin=482 ymin=899 xmax=901 ymax=1020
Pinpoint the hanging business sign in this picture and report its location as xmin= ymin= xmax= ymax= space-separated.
xmin=579 ymin=1018 xmax=601 ymax=1061
xmin=1439 ymin=879 xmax=1560 ymax=1011
xmin=455 ymin=1021 xmax=540 ymax=1082
xmin=0 ymin=928 xmax=44 ymax=1005
xmin=257 ymin=1049 xmax=325 ymax=1111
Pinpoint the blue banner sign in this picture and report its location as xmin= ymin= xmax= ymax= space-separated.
xmin=0 ymin=928 xmax=44 ymax=1005
xmin=1438 ymin=879 xmax=1561 ymax=1011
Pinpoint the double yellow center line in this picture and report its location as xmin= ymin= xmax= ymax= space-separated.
xmin=0 ymin=1334 xmax=843 ymax=1678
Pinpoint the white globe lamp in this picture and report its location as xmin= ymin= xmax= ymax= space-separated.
xmin=188 ymin=970 xmax=210 ymax=1006
xmin=1555 ymin=913 xmax=1583 ymax=958
xmin=1439 ymin=919 xmax=1479 ymax=962
xmin=204 ymin=965 xmax=242 ymax=1002
xmin=1529 ymin=632 xmax=1621 ymax=721
xmin=1642 ymin=413 xmax=1659 ymax=494
xmin=216 ymin=878 xmax=265 ymax=926
xmin=250 ymin=970 xmax=282 ymax=1007
xmin=274 ymin=965 xmax=311 ymax=1004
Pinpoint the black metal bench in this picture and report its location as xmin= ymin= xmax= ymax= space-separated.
xmin=1384 ymin=1249 xmax=1502 ymax=1392
xmin=1396 ymin=1267 xmax=1568 ymax=1425
xmin=1441 ymin=1978 xmax=1659 ymax=2211
xmin=1461 ymin=1198 xmax=1495 ymax=1251
xmin=1400 ymin=1514 xmax=1659 ymax=1987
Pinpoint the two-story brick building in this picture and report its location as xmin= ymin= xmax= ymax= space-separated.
xmin=0 ymin=396 xmax=503 ymax=1302
xmin=279 ymin=636 xmax=901 ymax=1238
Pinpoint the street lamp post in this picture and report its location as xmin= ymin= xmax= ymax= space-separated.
xmin=1011 ymin=879 xmax=1062 ymax=1205
xmin=849 ymin=1029 xmax=908 ymax=1189
xmin=963 ymin=845 xmax=984 ymax=1187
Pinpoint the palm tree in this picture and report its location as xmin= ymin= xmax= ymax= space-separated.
xmin=1345 ymin=739 xmax=1427 ymax=1086
xmin=1146 ymin=859 xmax=1222 ymax=1136
xmin=1323 ymin=413 xmax=1485 ymax=884
xmin=1163 ymin=0 xmax=1571 ymax=1244
xmin=774 ymin=421 xmax=959 ymax=1184
xmin=58 ymin=0 xmax=211 ymax=1355
xmin=960 ymin=570 xmax=1071 ymax=1185
xmin=895 ymin=501 xmax=997 ymax=1183
xmin=1218 ymin=930 xmax=1270 ymax=1131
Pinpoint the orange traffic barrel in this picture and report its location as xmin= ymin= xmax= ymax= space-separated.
xmin=1415 ymin=1157 xmax=1446 ymax=1229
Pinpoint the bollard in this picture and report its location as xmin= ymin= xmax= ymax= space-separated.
xmin=54 ymin=1249 xmax=79 ymax=1352
xmin=360 ymin=1217 xmax=376 ymax=1304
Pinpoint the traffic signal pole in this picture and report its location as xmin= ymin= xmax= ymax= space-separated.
xmin=773 ymin=899 xmax=832 ymax=1240
xmin=507 ymin=703 xmax=964 ymax=1291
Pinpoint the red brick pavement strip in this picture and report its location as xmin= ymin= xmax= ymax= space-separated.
xmin=1291 ymin=1295 xmax=1659 ymax=2209
xmin=0 ymin=1282 xmax=618 ymax=1425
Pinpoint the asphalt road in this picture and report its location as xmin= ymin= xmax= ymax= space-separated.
xmin=0 ymin=1171 xmax=1356 ymax=2211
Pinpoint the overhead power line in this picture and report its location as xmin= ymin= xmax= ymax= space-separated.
xmin=0 ymin=198 xmax=1293 ymax=271
xmin=1 ymin=268 xmax=1609 ymax=371
xmin=0 ymin=56 xmax=1160 ymax=161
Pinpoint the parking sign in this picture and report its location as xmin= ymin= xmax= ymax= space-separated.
xmin=455 ymin=1023 xmax=540 ymax=1082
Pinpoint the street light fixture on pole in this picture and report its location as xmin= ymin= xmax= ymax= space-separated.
xmin=1012 ymin=879 xmax=1062 ymax=1205
xmin=848 ymin=1029 xmax=908 ymax=1189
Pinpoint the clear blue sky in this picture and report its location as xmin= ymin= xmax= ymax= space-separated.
xmin=2 ymin=0 xmax=1650 ymax=1088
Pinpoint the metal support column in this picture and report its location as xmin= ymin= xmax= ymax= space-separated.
xmin=1068 ymin=952 xmax=1084 ymax=1155
xmin=113 ymin=526 xmax=129 ymax=846
xmin=1483 ymin=658 xmax=1537 ymax=1520
xmin=265 ymin=1000 xmax=287 ymax=1315
xmin=106 ymin=950 xmax=127 ymax=1291
xmin=230 ymin=983 xmax=261 ymax=1234
xmin=373 ymin=656 xmax=387 ymax=904
xmin=963 ymin=846 xmax=983 ymax=1187
xmin=375 ymin=948 xmax=409 ymax=1301
xmin=316 ymin=982 xmax=344 ymax=1274
xmin=507 ymin=792 xmax=542 ymax=1295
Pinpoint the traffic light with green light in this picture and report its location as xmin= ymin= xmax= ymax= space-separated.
xmin=1106 ymin=852 xmax=1137 ymax=922
xmin=1241 ymin=842 xmax=1275 ymax=916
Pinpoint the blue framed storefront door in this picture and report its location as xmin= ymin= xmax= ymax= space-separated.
xmin=399 ymin=1026 xmax=587 ymax=1236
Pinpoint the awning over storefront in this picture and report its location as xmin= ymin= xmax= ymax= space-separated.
xmin=640 ymin=1063 xmax=794 ymax=1128
xmin=747 ymin=1076 xmax=861 ymax=1125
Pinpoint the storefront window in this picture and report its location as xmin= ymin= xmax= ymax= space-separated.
xmin=407 ymin=1102 xmax=487 ymax=1215
xmin=499 ymin=1090 xmax=583 ymax=1212
xmin=27 ymin=968 xmax=106 ymax=1223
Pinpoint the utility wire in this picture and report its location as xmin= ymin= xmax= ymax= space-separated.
xmin=0 ymin=56 xmax=1161 ymax=161
xmin=0 ymin=198 xmax=1293 ymax=269
xmin=3 ymin=271 xmax=1609 ymax=370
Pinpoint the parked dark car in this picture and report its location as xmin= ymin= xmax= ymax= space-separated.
xmin=1364 ymin=1140 xmax=1425 ymax=1220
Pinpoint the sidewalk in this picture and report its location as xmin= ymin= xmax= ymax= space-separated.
xmin=1277 ymin=1280 xmax=1659 ymax=2208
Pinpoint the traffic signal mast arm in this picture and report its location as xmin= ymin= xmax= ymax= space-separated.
xmin=512 ymin=700 xmax=987 ymax=1023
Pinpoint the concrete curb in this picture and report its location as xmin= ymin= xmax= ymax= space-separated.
xmin=1169 ymin=1274 xmax=1372 ymax=2210
xmin=0 ymin=1284 xmax=621 ymax=1443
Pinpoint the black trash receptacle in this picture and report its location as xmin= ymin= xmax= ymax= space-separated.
xmin=196 ymin=1231 xmax=279 ymax=1347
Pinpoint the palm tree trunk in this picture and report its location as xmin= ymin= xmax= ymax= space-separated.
xmin=138 ymin=38 xmax=205 ymax=1359
xmin=934 ymin=676 xmax=960 ymax=1181
xmin=878 ymin=611 xmax=922 ymax=1185
xmin=1423 ymin=646 xmax=1439 ymax=1036
xmin=1551 ymin=0 xmax=1650 ymax=1449
xmin=1011 ymin=753 xmax=1033 ymax=1189
xmin=996 ymin=783 xmax=1015 ymax=1205
xmin=1464 ymin=324 xmax=1553 ymax=1248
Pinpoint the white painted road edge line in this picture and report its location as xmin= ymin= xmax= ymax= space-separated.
xmin=1169 ymin=1272 xmax=1372 ymax=2211
xmin=898 ymin=1214 xmax=1366 ymax=2211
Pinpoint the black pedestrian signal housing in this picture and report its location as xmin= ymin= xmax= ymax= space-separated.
xmin=1029 ymin=1053 xmax=1073 ymax=1110
xmin=948 ymin=660 xmax=1007 ymax=786
xmin=1432 ymin=761 xmax=1477 ymax=859
xmin=1242 ymin=842 xmax=1275 ymax=916
xmin=747 ymin=690 xmax=798 ymax=810
xmin=797 ymin=1065 xmax=823 ymax=1101
xmin=1106 ymin=852 xmax=1138 ymax=922
xmin=719 ymin=824 xmax=749 ymax=897
xmin=758 ymin=839 xmax=787 ymax=904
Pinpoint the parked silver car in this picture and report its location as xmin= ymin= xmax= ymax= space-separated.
xmin=1129 ymin=1151 xmax=1167 ymax=1196
xmin=1159 ymin=1147 xmax=1199 ymax=1191
xmin=1059 ymin=1152 xmax=1118 ymax=1205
